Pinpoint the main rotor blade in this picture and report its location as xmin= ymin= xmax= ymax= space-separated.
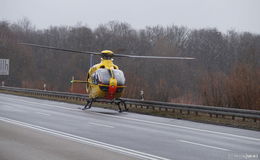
xmin=18 ymin=43 xmax=100 ymax=55
xmin=19 ymin=43 xmax=195 ymax=60
xmin=113 ymin=54 xmax=195 ymax=60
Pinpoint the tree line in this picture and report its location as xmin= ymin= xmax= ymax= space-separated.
xmin=0 ymin=19 xmax=259 ymax=110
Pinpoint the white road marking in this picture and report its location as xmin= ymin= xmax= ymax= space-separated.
xmin=89 ymin=122 xmax=114 ymax=128
xmin=35 ymin=112 xmax=51 ymax=116
xmin=0 ymin=102 xmax=27 ymax=113
xmin=91 ymin=112 xmax=260 ymax=141
xmin=0 ymin=116 xmax=171 ymax=160
xmin=0 ymin=96 xmax=78 ymax=111
xmin=0 ymin=102 xmax=22 ymax=108
xmin=1 ymin=94 xmax=260 ymax=142
xmin=4 ymin=108 xmax=26 ymax=113
xmin=178 ymin=140 xmax=231 ymax=151
xmin=10 ymin=109 xmax=27 ymax=113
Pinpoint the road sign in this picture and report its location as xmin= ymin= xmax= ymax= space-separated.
xmin=0 ymin=59 xmax=9 ymax=75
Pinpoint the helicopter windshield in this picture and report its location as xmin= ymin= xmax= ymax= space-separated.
xmin=113 ymin=69 xmax=125 ymax=86
xmin=92 ymin=69 xmax=125 ymax=86
xmin=93 ymin=69 xmax=110 ymax=85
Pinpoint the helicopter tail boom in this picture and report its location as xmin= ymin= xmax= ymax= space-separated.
xmin=70 ymin=80 xmax=88 ymax=83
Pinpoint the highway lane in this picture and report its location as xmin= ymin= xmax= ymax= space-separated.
xmin=0 ymin=120 xmax=141 ymax=160
xmin=0 ymin=93 xmax=259 ymax=160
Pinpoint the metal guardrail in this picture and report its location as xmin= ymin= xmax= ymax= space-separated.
xmin=1 ymin=86 xmax=260 ymax=121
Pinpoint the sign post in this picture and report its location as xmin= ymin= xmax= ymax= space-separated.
xmin=0 ymin=59 xmax=9 ymax=87
xmin=140 ymin=90 xmax=144 ymax=101
xmin=0 ymin=59 xmax=9 ymax=75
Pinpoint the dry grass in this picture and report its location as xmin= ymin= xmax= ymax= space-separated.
xmin=200 ymin=64 xmax=260 ymax=110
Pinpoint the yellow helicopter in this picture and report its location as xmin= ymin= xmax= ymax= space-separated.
xmin=19 ymin=43 xmax=195 ymax=112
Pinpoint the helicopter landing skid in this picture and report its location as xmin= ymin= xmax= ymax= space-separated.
xmin=115 ymin=99 xmax=128 ymax=113
xmin=82 ymin=98 xmax=94 ymax=110
xmin=81 ymin=98 xmax=128 ymax=113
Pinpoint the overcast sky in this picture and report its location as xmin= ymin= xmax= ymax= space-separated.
xmin=1 ymin=0 xmax=260 ymax=33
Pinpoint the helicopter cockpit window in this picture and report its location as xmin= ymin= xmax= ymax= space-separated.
xmin=92 ymin=69 xmax=125 ymax=86
xmin=113 ymin=69 xmax=125 ymax=86
xmin=91 ymin=73 xmax=99 ymax=85
xmin=93 ymin=69 xmax=111 ymax=85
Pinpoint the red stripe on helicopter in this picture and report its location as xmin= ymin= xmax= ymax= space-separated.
xmin=106 ymin=85 xmax=117 ymax=99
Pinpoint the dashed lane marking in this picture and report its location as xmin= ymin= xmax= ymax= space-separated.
xmin=178 ymin=140 xmax=231 ymax=151
xmin=0 ymin=116 xmax=171 ymax=160
xmin=1 ymin=94 xmax=260 ymax=142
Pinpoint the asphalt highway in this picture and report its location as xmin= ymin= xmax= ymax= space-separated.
xmin=0 ymin=93 xmax=259 ymax=160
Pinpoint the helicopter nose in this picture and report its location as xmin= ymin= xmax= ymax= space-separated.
xmin=107 ymin=77 xmax=118 ymax=99
xmin=107 ymin=85 xmax=117 ymax=99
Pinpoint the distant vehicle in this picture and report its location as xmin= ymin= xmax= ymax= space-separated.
xmin=20 ymin=43 xmax=195 ymax=112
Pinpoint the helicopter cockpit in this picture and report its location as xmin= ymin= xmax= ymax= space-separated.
xmin=92 ymin=68 xmax=125 ymax=86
